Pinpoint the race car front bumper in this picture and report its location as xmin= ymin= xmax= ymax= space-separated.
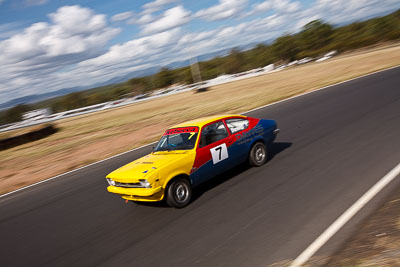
xmin=107 ymin=186 xmax=164 ymax=202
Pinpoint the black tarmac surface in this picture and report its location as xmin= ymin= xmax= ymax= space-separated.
xmin=1 ymin=67 xmax=400 ymax=266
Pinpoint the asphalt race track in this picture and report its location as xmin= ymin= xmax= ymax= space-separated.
xmin=1 ymin=67 xmax=400 ymax=266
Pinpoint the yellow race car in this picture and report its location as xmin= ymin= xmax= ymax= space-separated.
xmin=106 ymin=114 xmax=279 ymax=208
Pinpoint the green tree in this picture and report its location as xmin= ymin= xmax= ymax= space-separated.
xmin=52 ymin=92 xmax=88 ymax=112
xmin=299 ymin=20 xmax=334 ymax=52
xmin=174 ymin=67 xmax=193 ymax=84
xmin=329 ymin=22 xmax=369 ymax=51
xmin=4 ymin=104 xmax=31 ymax=123
xmin=254 ymin=44 xmax=274 ymax=65
xmin=223 ymin=48 xmax=245 ymax=74
xmin=368 ymin=17 xmax=400 ymax=40
xmin=199 ymin=57 xmax=225 ymax=80
xmin=110 ymin=84 xmax=132 ymax=100
xmin=154 ymin=67 xmax=174 ymax=88
xmin=87 ymin=93 xmax=108 ymax=106
xmin=129 ymin=77 xmax=152 ymax=93
xmin=272 ymin=35 xmax=299 ymax=61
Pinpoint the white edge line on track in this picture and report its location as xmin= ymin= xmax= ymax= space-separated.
xmin=1 ymin=64 xmax=399 ymax=199
xmin=289 ymin=162 xmax=400 ymax=267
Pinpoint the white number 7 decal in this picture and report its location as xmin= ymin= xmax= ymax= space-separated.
xmin=210 ymin=143 xmax=229 ymax=164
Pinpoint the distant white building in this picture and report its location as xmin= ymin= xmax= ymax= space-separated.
xmin=22 ymin=108 xmax=51 ymax=121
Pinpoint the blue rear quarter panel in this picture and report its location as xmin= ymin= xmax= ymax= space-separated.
xmin=246 ymin=119 xmax=277 ymax=150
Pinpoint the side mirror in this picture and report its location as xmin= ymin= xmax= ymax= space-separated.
xmin=152 ymin=146 xmax=155 ymax=152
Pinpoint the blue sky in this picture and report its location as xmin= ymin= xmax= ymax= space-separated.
xmin=0 ymin=0 xmax=399 ymax=104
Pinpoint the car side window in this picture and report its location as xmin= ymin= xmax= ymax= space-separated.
xmin=199 ymin=121 xmax=228 ymax=148
xmin=225 ymin=118 xmax=249 ymax=134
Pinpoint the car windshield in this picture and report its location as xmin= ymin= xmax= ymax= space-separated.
xmin=154 ymin=127 xmax=199 ymax=152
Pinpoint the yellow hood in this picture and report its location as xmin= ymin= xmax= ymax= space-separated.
xmin=106 ymin=151 xmax=193 ymax=182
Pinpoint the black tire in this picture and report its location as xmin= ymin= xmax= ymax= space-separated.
xmin=249 ymin=142 xmax=267 ymax=167
xmin=166 ymin=177 xmax=192 ymax=208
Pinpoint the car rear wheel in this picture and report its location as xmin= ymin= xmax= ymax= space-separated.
xmin=249 ymin=142 xmax=267 ymax=167
xmin=166 ymin=177 xmax=192 ymax=208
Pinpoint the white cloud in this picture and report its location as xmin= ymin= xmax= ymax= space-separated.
xmin=253 ymin=1 xmax=272 ymax=13
xmin=0 ymin=5 xmax=120 ymax=100
xmin=142 ymin=0 xmax=179 ymax=14
xmin=273 ymin=0 xmax=301 ymax=13
xmin=178 ymin=30 xmax=218 ymax=45
xmin=111 ymin=11 xmax=134 ymax=22
xmin=122 ymin=2 xmax=184 ymax=26
xmin=244 ymin=0 xmax=301 ymax=17
xmin=134 ymin=13 xmax=157 ymax=25
xmin=293 ymin=0 xmax=400 ymax=30
xmin=82 ymin=28 xmax=182 ymax=68
xmin=195 ymin=0 xmax=248 ymax=21
xmin=30 ymin=28 xmax=185 ymax=92
xmin=177 ymin=13 xmax=291 ymax=58
xmin=141 ymin=6 xmax=190 ymax=35
xmin=48 ymin=5 xmax=111 ymax=36
xmin=111 ymin=11 xmax=156 ymax=25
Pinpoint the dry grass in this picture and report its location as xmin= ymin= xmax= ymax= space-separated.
xmin=327 ymin=194 xmax=400 ymax=267
xmin=1 ymin=44 xmax=400 ymax=195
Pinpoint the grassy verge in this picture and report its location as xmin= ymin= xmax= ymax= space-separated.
xmin=327 ymin=188 xmax=400 ymax=266
xmin=1 ymin=44 xmax=400 ymax=195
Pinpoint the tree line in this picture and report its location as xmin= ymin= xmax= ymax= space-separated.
xmin=1 ymin=9 xmax=399 ymax=125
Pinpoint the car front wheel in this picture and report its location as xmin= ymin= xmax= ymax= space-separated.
xmin=166 ymin=177 xmax=192 ymax=208
xmin=249 ymin=142 xmax=267 ymax=167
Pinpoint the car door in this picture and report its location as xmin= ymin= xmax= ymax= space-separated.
xmin=190 ymin=120 xmax=235 ymax=186
xmin=224 ymin=117 xmax=251 ymax=162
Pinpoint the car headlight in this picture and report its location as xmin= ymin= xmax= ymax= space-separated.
xmin=107 ymin=178 xmax=116 ymax=186
xmin=139 ymin=179 xmax=151 ymax=188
